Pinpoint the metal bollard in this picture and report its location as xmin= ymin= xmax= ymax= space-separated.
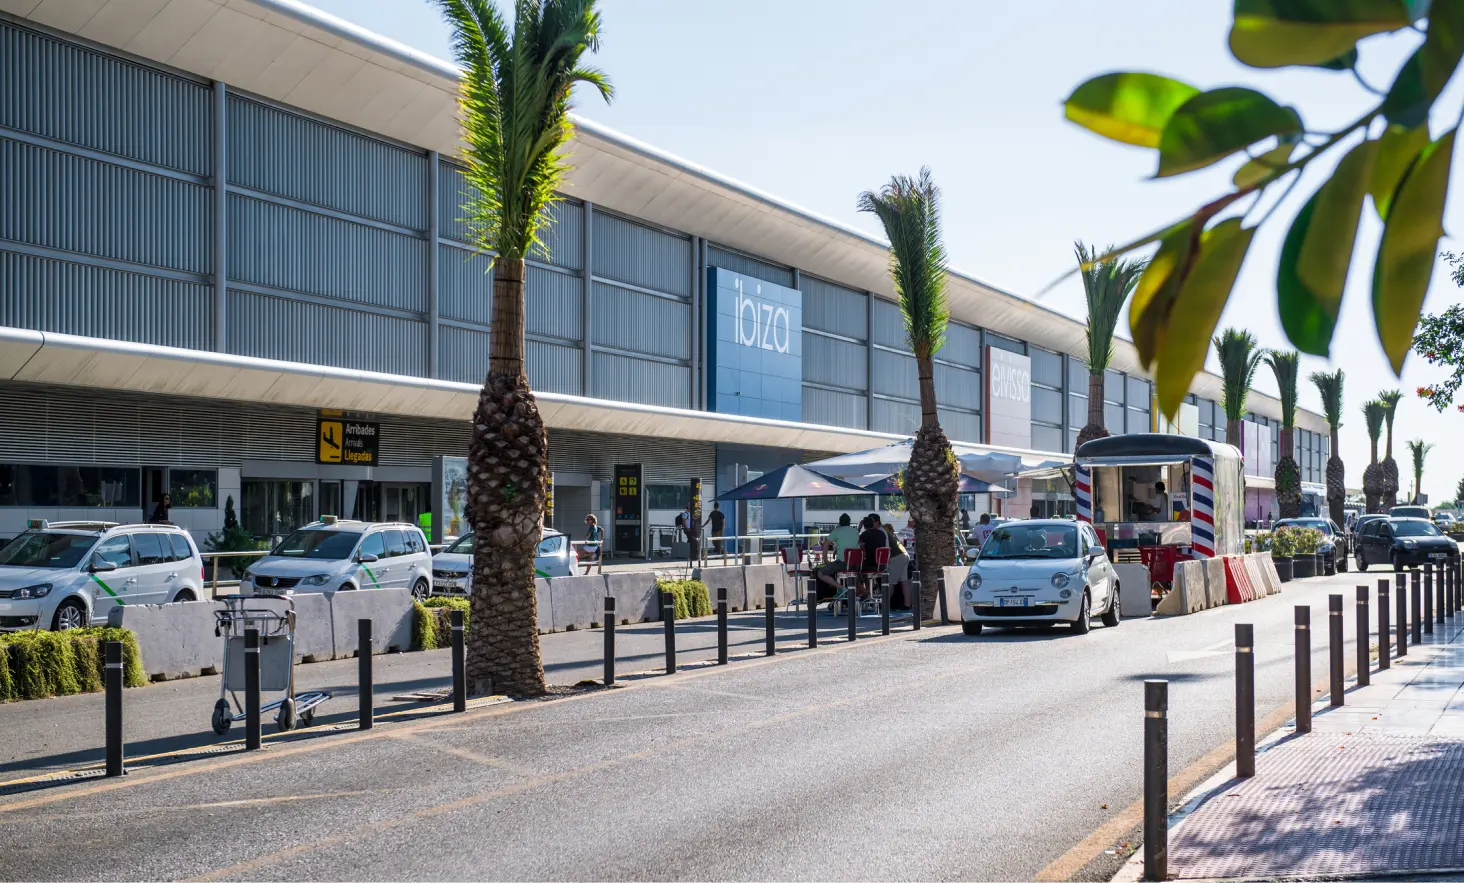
xmin=717 ymin=587 xmax=729 ymax=664
xmin=805 ymin=579 xmax=817 ymax=649
xmin=1397 ymin=573 xmax=1408 ymax=657
xmin=245 ymin=627 xmax=261 ymax=751
xmin=450 ymin=609 xmax=466 ymax=713
xmin=1450 ymin=561 xmax=1458 ymax=616
xmin=912 ymin=575 xmax=923 ymax=632
xmin=1425 ymin=564 xmax=1435 ymax=634
xmin=358 ymin=618 xmax=373 ymax=730
xmin=1435 ymin=562 xmax=1445 ymax=625
xmin=1379 ymin=580 xmax=1392 ymax=670
xmin=603 ymin=596 xmax=616 ymax=686
xmin=1295 ymin=606 xmax=1311 ymax=734
xmin=1235 ymin=624 xmax=1254 ymax=779
xmin=104 ymin=640 xmax=125 ymax=777
xmin=1143 ymin=680 xmax=1168 ymax=882
xmin=765 ymin=584 xmax=776 ymax=657
xmin=1356 ymin=586 xmax=1370 ymax=687
xmin=881 ymin=573 xmax=891 ymax=636
xmin=1412 ymin=570 xmax=1423 ymax=645
xmin=1329 ymin=595 xmax=1344 ymax=707
xmin=937 ymin=573 xmax=949 ymax=624
xmin=662 ymin=591 xmax=677 ymax=674
xmin=846 ymin=576 xmax=857 ymax=642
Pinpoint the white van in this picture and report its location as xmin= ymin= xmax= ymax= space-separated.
xmin=241 ymin=518 xmax=431 ymax=597
xmin=0 ymin=520 xmax=205 ymax=631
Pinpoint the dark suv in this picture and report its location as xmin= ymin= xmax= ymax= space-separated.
xmin=1354 ymin=517 xmax=1456 ymax=572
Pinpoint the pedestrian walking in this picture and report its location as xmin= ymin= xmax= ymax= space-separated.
xmin=705 ymin=502 xmax=726 ymax=554
xmin=149 ymin=493 xmax=172 ymax=524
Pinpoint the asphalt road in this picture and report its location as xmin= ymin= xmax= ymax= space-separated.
xmin=0 ymin=570 xmax=1417 ymax=881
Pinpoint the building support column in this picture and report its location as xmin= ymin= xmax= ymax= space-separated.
xmin=427 ymin=151 xmax=440 ymax=379
xmin=866 ymin=292 xmax=875 ymax=431
xmin=582 ymin=201 xmax=594 ymax=398
xmin=692 ymin=235 xmax=703 ymax=410
xmin=213 ymin=81 xmax=227 ymax=352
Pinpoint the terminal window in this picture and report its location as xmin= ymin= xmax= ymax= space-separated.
xmin=168 ymin=469 xmax=217 ymax=508
xmin=0 ymin=464 xmax=141 ymax=508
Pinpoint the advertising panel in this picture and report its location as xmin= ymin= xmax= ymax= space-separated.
xmin=614 ymin=463 xmax=644 ymax=557
xmin=985 ymin=347 xmax=1032 ymax=449
xmin=706 ymin=267 xmax=802 ymax=421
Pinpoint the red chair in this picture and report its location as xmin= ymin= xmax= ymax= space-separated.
xmin=782 ymin=546 xmax=817 ymax=608
xmin=829 ymin=549 xmax=864 ymax=615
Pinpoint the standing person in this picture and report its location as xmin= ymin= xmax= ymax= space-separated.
xmin=705 ymin=502 xmax=726 ymax=554
xmin=884 ymin=522 xmax=910 ymax=610
xmin=580 ymin=514 xmax=604 ymax=575
xmin=970 ymin=513 xmax=994 ymax=551
xmin=815 ymin=514 xmax=859 ymax=599
xmin=149 ymin=493 xmax=172 ymax=525
xmin=960 ymin=508 xmax=971 ymax=532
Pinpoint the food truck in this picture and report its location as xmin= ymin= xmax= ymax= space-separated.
xmin=1074 ymin=435 xmax=1246 ymax=591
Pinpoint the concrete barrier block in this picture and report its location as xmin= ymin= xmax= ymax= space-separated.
xmin=1243 ymin=554 xmax=1271 ymax=598
xmin=545 ymin=575 xmax=606 ymax=631
xmin=1255 ymin=553 xmax=1281 ymax=595
xmin=110 ymin=600 xmax=225 ymax=680
xmin=1113 ymin=563 xmax=1153 ymax=618
xmin=1158 ymin=560 xmax=1206 ymax=616
xmin=744 ymin=564 xmax=789 ymax=607
xmin=1204 ymin=557 xmax=1229 ymax=608
xmin=291 ymin=592 xmax=335 ymax=663
xmin=329 ymin=588 xmax=413 ymax=657
xmin=604 ymin=572 xmax=658 ymax=623
xmin=696 ymin=565 xmax=746 ymax=611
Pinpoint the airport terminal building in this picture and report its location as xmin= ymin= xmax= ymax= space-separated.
xmin=0 ymin=0 xmax=1330 ymax=549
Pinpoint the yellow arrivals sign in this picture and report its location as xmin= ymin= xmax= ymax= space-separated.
xmin=317 ymin=419 xmax=380 ymax=465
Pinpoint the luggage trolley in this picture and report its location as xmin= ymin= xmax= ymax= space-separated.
xmin=210 ymin=595 xmax=332 ymax=735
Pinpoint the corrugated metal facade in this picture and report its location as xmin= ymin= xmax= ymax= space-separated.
xmin=227 ymin=289 xmax=427 ymax=376
xmin=592 ymin=351 xmax=691 ymax=409
xmin=707 ymin=245 xmax=794 ymax=288
xmin=803 ymin=386 xmax=867 ymax=430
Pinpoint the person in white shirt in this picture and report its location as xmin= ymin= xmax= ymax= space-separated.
xmin=970 ymin=513 xmax=995 ymax=550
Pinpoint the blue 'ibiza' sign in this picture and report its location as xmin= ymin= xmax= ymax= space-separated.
xmin=706 ymin=268 xmax=802 ymax=421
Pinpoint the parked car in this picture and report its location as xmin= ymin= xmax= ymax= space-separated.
xmin=429 ymin=528 xmax=575 ymax=598
xmin=1389 ymin=505 xmax=1431 ymax=520
xmin=1275 ymin=517 xmax=1349 ymax=573
xmin=240 ymin=518 xmax=431 ymax=597
xmin=0 ymin=520 xmax=204 ymax=631
xmin=958 ymin=519 xmax=1119 ymax=636
xmin=1433 ymin=512 xmax=1457 ymax=528
xmin=1354 ymin=517 xmax=1456 ymax=572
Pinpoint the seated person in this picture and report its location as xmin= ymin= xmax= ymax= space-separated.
xmin=857 ymin=515 xmax=889 ymax=597
xmin=815 ymin=514 xmax=860 ymax=599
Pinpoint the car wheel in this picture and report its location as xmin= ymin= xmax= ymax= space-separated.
xmin=1356 ymin=551 xmax=1368 ymax=572
xmin=338 ymin=582 xmax=357 ymax=592
xmin=961 ymin=621 xmax=983 ymax=636
xmin=171 ymin=589 xmax=196 ymax=603
xmin=1337 ymin=554 xmax=1349 ymax=573
xmin=411 ymin=578 xmax=430 ymax=602
xmin=1101 ymin=585 xmax=1120 ymax=628
xmin=1071 ymin=592 xmax=1091 ymax=635
xmin=51 ymin=599 xmax=87 ymax=631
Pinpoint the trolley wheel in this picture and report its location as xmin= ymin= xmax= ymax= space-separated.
xmin=276 ymin=697 xmax=296 ymax=733
xmin=211 ymin=699 xmax=232 ymax=735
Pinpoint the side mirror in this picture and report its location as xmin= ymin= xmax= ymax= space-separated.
xmin=89 ymin=560 xmax=117 ymax=573
xmin=358 ymin=553 xmax=379 ymax=564
xmin=965 ymin=547 xmax=981 ymax=559
xmin=1087 ymin=548 xmax=1105 ymax=562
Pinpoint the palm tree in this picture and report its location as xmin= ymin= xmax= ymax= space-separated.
xmin=1362 ymin=400 xmax=1386 ymax=513
xmin=432 ymin=0 xmax=612 ymax=696
xmin=1214 ymin=329 xmax=1263 ymax=448
xmin=1265 ymin=350 xmax=1301 ymax=518
xmin=857 ymin=169 xmax=960 ymax=619
xmin=1074 ymin=242 xmax=1146 ymax=450
xmin=1380 ymin=390 xmax=1403 ymax=508
xmin=1408 ymin=439 xmax=1434 ymax=505
xmin=1309 ymin=369 xmax=1346 ymax=526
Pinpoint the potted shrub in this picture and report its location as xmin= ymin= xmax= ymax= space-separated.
xmin=1292 ymin=527 xmax=1322 ymax=578
xmin=1270 ymin=526 xmax=1295 ymax=582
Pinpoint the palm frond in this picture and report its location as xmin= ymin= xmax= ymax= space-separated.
xmin=1213 ymin=328 xmax=1262 ymax=423
xmin=857 ymin=167 xmax=949 ymax=358
xmin=1363 ymin=400 xmax=1385 ymax=443
xmin=1264 ymin=350 xmax=1300 ymax=430
xmin=1409 ymin=438 xmax=1433 ymax=475
xmin=432 ymin=0 xmax=612 ymax=262
xmin=1379 ymin=389 xmax=1402 ymax=432
xmin=1075 ymin=241 xmax=1147 ymax=375
xmin=1308 ymin=369 xmax=1344 ymax=431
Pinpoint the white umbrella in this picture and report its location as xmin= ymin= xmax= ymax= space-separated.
xmin=806 ymin=441 xmax=1027 ymax=484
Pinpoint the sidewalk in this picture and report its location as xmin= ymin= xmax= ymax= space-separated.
xmin=1153 ymin=617 xmax=1464 ymax=880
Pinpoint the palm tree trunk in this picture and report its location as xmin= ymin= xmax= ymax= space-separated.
xmin=466 ymin=257 xmax=548 ymax=697
xmin=1226 ymin=419 xmax=1242 ymax=449
xmin=907 ymin=351 xmax=959 ymax=621
xmin=1326 ymin=427 xmax=1344 ymax=526
xmin=1075 ymin=372 xmax=1109 ymax=450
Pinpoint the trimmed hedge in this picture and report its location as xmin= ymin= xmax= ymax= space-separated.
xmin=0 ymin=628 xmax=145 ymax=702
xmin=656 ymin=579 xmax=712 ymax=619
xmin=413 ymin=597 xmax=470 ymax=651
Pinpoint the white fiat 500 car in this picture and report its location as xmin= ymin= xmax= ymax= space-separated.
xmin=430 ymin=528 xmax=574 ymax=597
xmin=0 ymin=520 xmax=204 ymax=632
xmin=959 ymin=519 xmax=1119 ymax=636
xmin=241 ymin=518 xmax=431 ymax=597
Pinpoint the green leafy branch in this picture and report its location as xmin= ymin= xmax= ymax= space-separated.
xmin=1064 ymin=0 xmax=1463 ymax=419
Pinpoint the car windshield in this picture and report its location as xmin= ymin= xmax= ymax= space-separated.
xmin=1279 ymin=519 xmax=1332 ymax=535
xmin=271 ymin=529 xmax=363 ymax=560
xmin=0 ymin=532 xmax=97 ymax=569
xmin=1394 ymin=520 xmax=1442 ymax=538
xmin=1392 ymin=507 xmax=1429 ymax=519
xmin=980 ymin=524 xmax=1077 ymax=559
xmin=445 ymin=533 xmax=474 ymax=555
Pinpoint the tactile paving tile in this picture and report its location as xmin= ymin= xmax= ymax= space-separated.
xmin=1170 ymin=733 xmax=1464 ymax=878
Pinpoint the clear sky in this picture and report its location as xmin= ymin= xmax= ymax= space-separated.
xmin=309 ymin=0 xmax=1462 ymax=505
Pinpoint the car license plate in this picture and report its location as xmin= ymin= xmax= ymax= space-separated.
xmin=998 ymin=596 xmax=1031 ymax=607
xmin=1430 ymin=552 xmax=1448 ymax=560
xmin=434 ymin=579 xmax=461 ymax=592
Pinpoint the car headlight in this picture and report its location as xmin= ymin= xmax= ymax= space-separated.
xmin=1403 ymin=538 xmax=1417 ymax=547
xmin=1051 ymin=572 xmax=1070 ymax=589
xmin=300 ymin=574 xmax=331 ymax=587
xmin=963 ymin=589 xmax=976 ymax=602
xmin=1059 ymin=588 xmax=1073 ymax=599
xmin=964 ymin=572 xmax=982 ymax=591
xmin=12 ymin=583 xmax=52 ymax=600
